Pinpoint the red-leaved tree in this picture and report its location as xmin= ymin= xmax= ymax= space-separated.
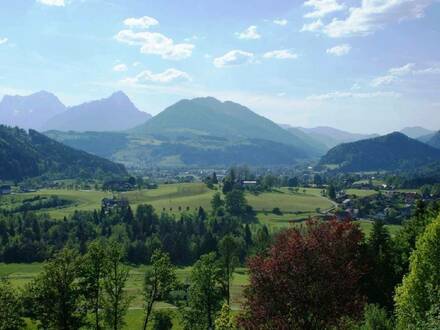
xmin=238 ymin=220 xmax=366 ymax=329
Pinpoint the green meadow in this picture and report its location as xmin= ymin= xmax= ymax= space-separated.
xmin=0 ymin=263 xmax=248 ymax=330
xmin=10 ymin=183 xmax=335 ymax=224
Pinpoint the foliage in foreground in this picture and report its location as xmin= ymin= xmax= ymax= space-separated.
xmin=238 ymin=220 xmax=366 ymax=329
xmin=395 ymin=216 xmax=440 ymax=329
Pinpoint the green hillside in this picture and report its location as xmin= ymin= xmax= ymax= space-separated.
xmin=46 ymin=97 xmax=324 ymax=167
xmin=132 ymin=97 xmax=311 ymax=150
xmin=426 ymin=131 xmax=440 ymax=149
xmin=320 ymin=132 xmax=440 ymax=172
xmin=0 ymin=125 xmax=127 ymax=181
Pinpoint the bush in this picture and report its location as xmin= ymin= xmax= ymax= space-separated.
xmin=272 ymin=207 xmax=282 ymax=215
xmin=357 ymin=304 xmax=394 ymax=330
xmin=151 ymin=310 xmax=173 ymax=330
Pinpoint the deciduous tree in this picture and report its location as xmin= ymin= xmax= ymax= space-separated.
xmin=102 ymin=242 xmax=131 ymax=330
xmin=182 ymin=253 xmax=224 ymax=330
xmin=0 ymin=278 xmax=25 ymax=330
xmin=238 ymin=220 xmax=365 ymax=329
xmin=395 ymin=217 xmax=440 ymax=329
xmin=142 ymin=249 xmax=177 ymax=330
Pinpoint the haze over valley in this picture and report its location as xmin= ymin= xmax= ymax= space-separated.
xmin=1 ymin=1 xmax=440 ymax=329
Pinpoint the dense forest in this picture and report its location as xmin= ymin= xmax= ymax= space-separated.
xmin=320 ymin=132 xmax=440 ymax=172
xmin=0 ymin=125 xmax=127 ymax=181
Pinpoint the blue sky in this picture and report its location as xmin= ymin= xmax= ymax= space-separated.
xmin=0 ymin=0 xmax=439 ymax=133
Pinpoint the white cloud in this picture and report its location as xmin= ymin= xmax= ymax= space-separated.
xmin=115 ymin=29 xmax=194 ymax=60
xmin=308 ymin=90 xmax=400 ymax=100
xmin=37 ymin=0 xmax=65 ymax=6
xmin=213 ymin=50 xmax=254 ymax=68
xmin=371 ymin=63 xmax=415 ymax=86
xmin=263 ymin=50 xmax=298 ymax=60
xmin=122 ymin=68 xmax=191 ymax=84
xmin=301 ymin=19 xmax=324 ymax=32
xmin=371 ymin=75 xmax=397 ymax=87
xmin=389 ymin=63 xmax=415 ymax=76
xmin=113 ymin=64 xmax=128 ymax=72
xmin=0 ymin=38 xmax=8 ymax=45
xmin=326 ymin=44 xmax=351 ymax=56
xmin=236 ymin=26 xmax=261 ymax=40
xmin=123 ymin=16 xmax=159 ymax=29
xmin=303 ymin=0 xmax=345 ymax=18
xmin=274 ymin=19 xmax=288 ymax=26
xmin=413 ymin=65 xmax=440 ymax=75
xmin=351 ymin=83 xmax=361 ymax=90
xmin=323 ymin=0 xmax=434 ymax=38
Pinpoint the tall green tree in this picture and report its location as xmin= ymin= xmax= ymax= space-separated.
xmin=142 ymin=250 xmax=177 ymax=330
xmin=327 ymin=184 xmax=336 ymax=200
xmin=218 ymin=235 xmax=241 ymax=305
xmin=0 ymin=278 xmax=25 ymax=330
xmin=225 ymin=189 xmax=247 ymax=217
xmin=364 ymin=220 xmax=399 ymax=310
xmin=395 ymin=217 xmax=440 ymax=329
xmin=182 ymin=253 xmax=224 ymax=330
xmin=102 ymin=242 xmax=131 ymax=330
xmin=25 ymin=248 xmax=86 ymax=330
xmin=211 ymin=192 xmax=224 ymax=214
xmin=80 ymin=240 xmax=110 ymax=330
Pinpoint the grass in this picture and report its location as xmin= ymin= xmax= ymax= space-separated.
xmin=0 ymin=262 xmax=248 ymax=329
xmin=346 ymin=189 xmax=378 ymax=197
xmin=13 ymin=184 xmax=335 ymax=221
xmin=355 ymin=220 xmax=402 ymax=237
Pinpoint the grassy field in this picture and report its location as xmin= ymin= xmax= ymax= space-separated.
xmin=355 ymin=220 xmax=402 ymax=237
xmin=0 ymin=262 xmax=248 ymax=329
xmin=10 ymin=184 xmax=335 ymax=222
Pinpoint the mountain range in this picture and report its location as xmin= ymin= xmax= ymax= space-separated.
xmin=284 ymin=125 xmax=378 ymax=149
xmin=0 ymin=91 xmax=66 ymax=130
xmin=2 ymin=89 xmax=439 ymax=169
xmin=400 ymin=126 xmax=434 ymax=139
xmin=48 ymin=97 xmax=319 ymax=167
xmin=0 ymin=125 xmax=127 ymax=181
xmin=0 ymin=91 xmax=151 ymax=132
xmin=319 ymin=132 xmax=440 ymax=172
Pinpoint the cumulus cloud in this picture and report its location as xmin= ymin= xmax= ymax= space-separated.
xmin=303 ymin=0 xmax=345 ymax=18
xmin=213 ymin=50 xmax=254 ymax=68
xmin=301 ymin=19 xmax=324 ymax=32
xmin=326 ymin=44 xmax=351 ymax=56
xmin=0 ymin=38 xmax=8 ymax=45
xmin=263 ymin=50 xmax=298 ymax=60
xmin=113 ymin=64 xmax=128 ymax=72
xmin=308 ymin=90 xmax=400 ymax=100
xmin=274 ymin=19 xmax=288 ymax=26
xmin=323 ymin=0 xmax=434 ymax=38
xmin=115 ymin=29 xmax=194 ymax=60
xmin=236 ymin=26 xmax=261 ymax=40
xmin=37 ymin=0 xmax=65 ymax=6
xmin=122 ymin=68 xmax=191 ymax=84
xmin=371 ymin=63 xmax=415 ymax=87
xmin=123 ymin=16 xmax=159 ymax=29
